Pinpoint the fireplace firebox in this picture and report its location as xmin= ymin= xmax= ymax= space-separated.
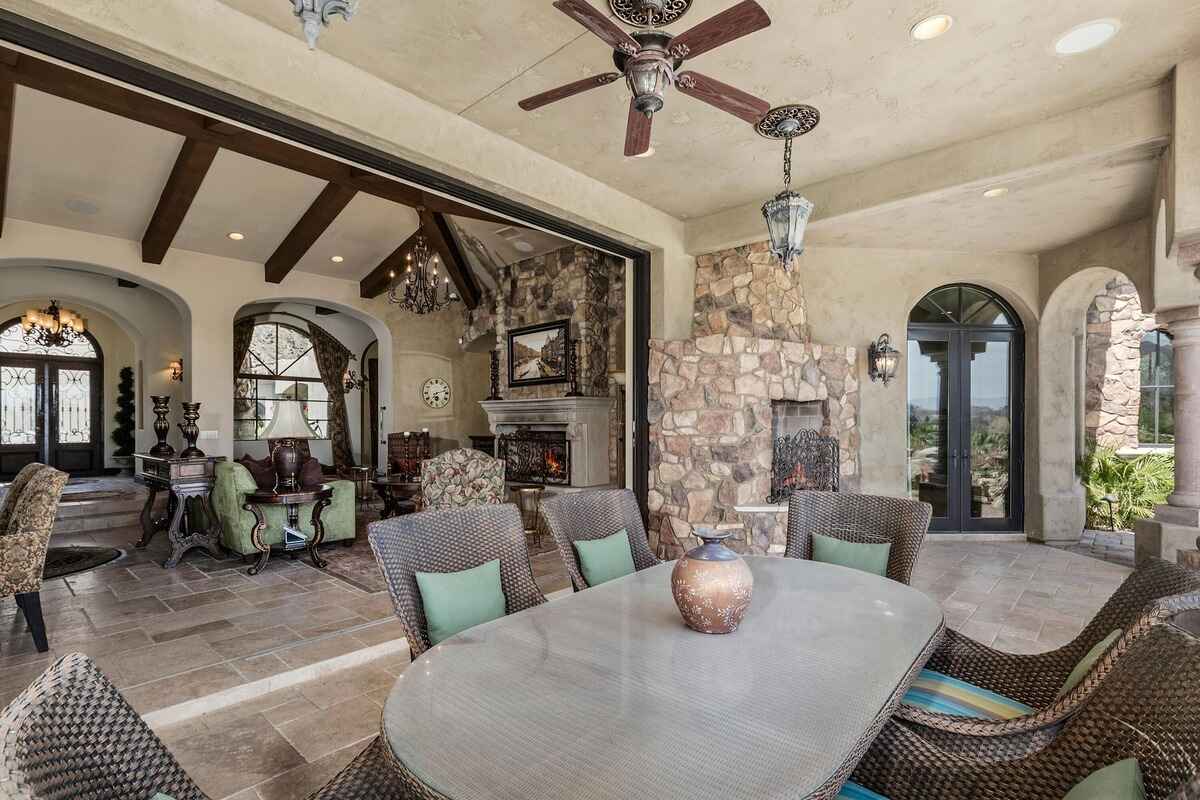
xmin=768 ymin=400 xmax=839 ymax=503
xmin=498 ymin=428 xmax=571 ymax=485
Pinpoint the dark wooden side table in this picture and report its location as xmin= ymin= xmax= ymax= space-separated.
xmin=371 ymin=477 xmax=421 ymax=519
xmin=242 ymin=485 xmax=333 ymax=576
xmin=135 ymin=454 xmax=226 ymax=569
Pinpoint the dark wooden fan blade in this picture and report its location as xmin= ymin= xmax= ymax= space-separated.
xmin=624 ymin=99 xmax=653 ymax=157
xmin=553 ymin=0 xmax=640 ymax=54
xmin=669 ymin=0 xmax=770 ymax=61
xmin=676 ymin=71 xmax=769 ymax=124
xmin=519 ymin=73 xmax=620 ymax=111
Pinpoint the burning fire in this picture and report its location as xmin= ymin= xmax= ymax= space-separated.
xmin=545 ymin=450 xmax=564 ymax=476
xmin=782 ymin=463 xmax=808 ymax=489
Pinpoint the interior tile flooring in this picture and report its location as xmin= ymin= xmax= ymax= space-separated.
xmin=0 ymin=478 xmax=1137 ymax=798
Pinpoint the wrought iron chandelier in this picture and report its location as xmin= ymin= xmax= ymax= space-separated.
xmin=756 ymin=105 xmax=820 ymax=272
xmin=20 ymin=299 xmax=86 ymax=349
xmin=387 ymin=232 xmax=459 ymax=315
xmin=292 ymin=0 xmax=358 ymax=50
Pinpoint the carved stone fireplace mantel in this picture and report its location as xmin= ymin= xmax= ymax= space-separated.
xmin=480 ymin=397 xmax=614 ymax=487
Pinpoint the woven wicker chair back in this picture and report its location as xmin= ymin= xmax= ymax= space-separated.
xmin=784 ymin=491 xmax=932 ymax=584
xmin=0 ymin=653 xmax=208 ymax=800
xmin=368 ymin=503 xmax=546 ymax=657
xmin=541 ymin=489 xmax=659 ymax=590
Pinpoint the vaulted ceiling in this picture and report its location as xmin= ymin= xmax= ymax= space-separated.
xmin=1 ymin=74 xmax=572 ymax=299
xmin=216 ymin=0 xmax=1200 ymax=224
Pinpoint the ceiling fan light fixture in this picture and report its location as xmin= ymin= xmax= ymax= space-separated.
xmin=626 ymin=57 xmax=674 ymax=116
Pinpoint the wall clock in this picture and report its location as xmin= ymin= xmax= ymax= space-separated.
xmin=421 ymin=377 xmax=451 ymax=409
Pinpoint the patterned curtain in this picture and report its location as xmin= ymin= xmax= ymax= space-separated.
xmin=307 ymin=322 xmax=355 ymax=471
xmin=233 ymin=319 xmax=255 ymax=377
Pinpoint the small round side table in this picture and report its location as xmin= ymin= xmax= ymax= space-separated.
xmin=242 ymin=485 xmax=333 ymax=576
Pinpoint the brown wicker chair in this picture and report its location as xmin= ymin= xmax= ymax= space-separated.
xmin=899 ymin=557 xmax=1200 ymax=754
xmin=368 ymin=503 xmax=547 ymax=658
xmin=1 ymin=466 xmax=68 ymax=652
xmin=0 ymin=653 xmax=406 ymax=800
xmin=898 ymin=591 xmax=1200 ymax=758
xmin=851 ymin=621 xmax=1200 ymax=800
xmin=784 ymin=491 xmax=932 ymax=584
xmin=541 ymin=489 xmax=660 ymax=591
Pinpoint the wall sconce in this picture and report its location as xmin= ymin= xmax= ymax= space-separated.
xmin=867 ymin=334 xmax=900 ymax=385
xmin=169 ymin=358 xmax=184 ymax=383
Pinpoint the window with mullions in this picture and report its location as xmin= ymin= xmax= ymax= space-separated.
xmin=235 ymin=322 xmax=330 ymax=441
xmin=1139 ymin=330 xmax=1174 ymax=445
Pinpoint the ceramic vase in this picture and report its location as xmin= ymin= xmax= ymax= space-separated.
xmin=149 ymin=395 xmax=175 ymax=457
xmin=178 ymin=402 xmax=204 ymax=458
xmin=670 ymin=529 xmax=754 ymax=634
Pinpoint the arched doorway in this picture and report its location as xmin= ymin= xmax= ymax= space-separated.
xmin=907 ymin=284 xmax=1025 ymax=532
xmin=0 ymin=316 xmax=104 ymax=477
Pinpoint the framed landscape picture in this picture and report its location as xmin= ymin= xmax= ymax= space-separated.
xmin=508 ymin=320 xmax=570 ymax=387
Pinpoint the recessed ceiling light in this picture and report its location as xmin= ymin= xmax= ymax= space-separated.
xmin=983 ymin=187 xmax=1010 ymax=199
xmin=227 ymin=232 xmax=245 ymax=241
xmin=1055 ymin=19 xmax=1120 ymax=55
xmin=512 ymin=240 xmax=534 ymax=254
xmin=330 ymin=255 xmax=345 ymax=263
xmin=630 ymin=146 xmax=656 ymax=159
xmin=910 ymin=14 xmax=953 ymax=41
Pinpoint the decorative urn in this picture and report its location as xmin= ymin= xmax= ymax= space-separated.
xmin=670 ymin=529 xmax=754 ymax=634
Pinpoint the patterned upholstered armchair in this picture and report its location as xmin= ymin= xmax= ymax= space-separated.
xmin=419 ymin=448 xmax=505 ymax=511
xmin=785 ymin=491 xmax=932 ymax=585
xmin=0 ymin=653 xmax=406 ymax=799
xmin=1 ymin=465 xmax=68 ymax=653
xmin=541 ymin=489 xmax=660 ymax=591
xmin=849 ymin=622 xmax=1200 ymax=800
xmin=368 ymin=504 xmax=546 ymax=658
xmin=0 ymin=464 xmax=43 ymax=533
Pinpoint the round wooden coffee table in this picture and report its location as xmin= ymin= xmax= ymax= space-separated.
xmin=241 ymin=485 xmax=333 ymax=575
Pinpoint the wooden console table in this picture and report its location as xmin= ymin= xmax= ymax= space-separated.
xmin=135 ymin=454 xmax=226 ymax=569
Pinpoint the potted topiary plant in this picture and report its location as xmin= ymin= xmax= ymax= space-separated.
xmin=111 ymin=365 xmax=136 ymax=475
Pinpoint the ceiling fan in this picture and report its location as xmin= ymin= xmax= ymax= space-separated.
xmin=519 ymin=0 xmax=773 ymax=157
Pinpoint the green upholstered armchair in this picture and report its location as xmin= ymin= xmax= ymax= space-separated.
xmin=211 ymin=462 xmax=355 ymax=557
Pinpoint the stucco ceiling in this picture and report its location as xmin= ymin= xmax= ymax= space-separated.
xmin=216 ymin=0 xmax=1200 ymax=223
xmin=6 ymin=86 xmax=571 ymax=283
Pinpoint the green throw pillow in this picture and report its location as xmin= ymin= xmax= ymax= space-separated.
xmin=151 ymin=795 xmax=177 ymax=800
xmin=415 ymin=559 xmax=507 ymax=645
xmin=1058 ymin=629 xmax=1123 ymax=698
xmin=1062 ymin=758 xmax=1145 ymax=800
xmin=811 ymin=532 xmax=891 ymax=577
xmin=573 ymin=529 xmax=637 ymax=586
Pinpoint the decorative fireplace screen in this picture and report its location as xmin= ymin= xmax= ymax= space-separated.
xmin=768 ymin=429 xmax=839 ymax=503
xmin=497 ymin=428 xmax=571 ymax=485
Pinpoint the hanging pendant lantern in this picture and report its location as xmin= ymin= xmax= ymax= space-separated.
xmin=756 ymin=105 xmax=821 ymax=272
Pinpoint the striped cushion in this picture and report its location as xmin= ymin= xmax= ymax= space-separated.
xmin=904 ymin=669 xmax=1036 ymax=719
xmin=839 ymin=782 xmax=888 ymax=799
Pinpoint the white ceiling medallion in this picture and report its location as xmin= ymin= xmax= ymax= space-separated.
xmin=1054 ymin=19 xmax=1121 ymax=56
xmin=292 ymin=0 xmax=359 ymax=50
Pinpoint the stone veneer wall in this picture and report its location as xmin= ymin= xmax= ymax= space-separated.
xmin=460 ymin=244 xmax=626 ymax=484
xmin=1085 ymin=278 xmax=1156 ymax=448
xmin=693 ymin=241 xmax=810 ymax=342
xmin=647 ymin=335 xmax=860 ymax=556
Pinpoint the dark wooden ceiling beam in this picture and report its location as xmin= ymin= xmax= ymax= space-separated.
xmin=141 ymin=137 xmax=219 ymax=264
xmin=265 ymin=182 xmax=358 ymax=283
xmin=0 ymin=49 xmax=515 ymax=231
xmin=360 ymin=229 xmax=420 ymax=299
xmin=0 ymin=73 xmax=14 ymax=238
xmin=421 ymin=209 xmax=481 ymax=310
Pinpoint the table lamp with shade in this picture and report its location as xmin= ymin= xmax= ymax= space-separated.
xmin=262 ymin=400 xmax=317 ymax=492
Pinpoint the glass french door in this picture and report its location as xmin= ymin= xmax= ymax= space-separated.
xmin=907 ymin=287 xmax=1024 ymax=532
xmin=0 ymin=357 xmax=102 ymax=477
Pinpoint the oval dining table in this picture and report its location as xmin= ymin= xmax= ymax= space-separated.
xmin=382 ymin=556 xmax=945 ymax=800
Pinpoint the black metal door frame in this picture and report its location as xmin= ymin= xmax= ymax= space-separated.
xmin=0 ymin=11 xmax=653 ymax=509
xmin=908 ymin=324 xmax=1025 ymax=533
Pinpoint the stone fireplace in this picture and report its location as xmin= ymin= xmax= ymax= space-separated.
xmin=647 ymin=241 xmax=861 ymax=557
xmin=480 ymin=397 xmax=614 ymax=487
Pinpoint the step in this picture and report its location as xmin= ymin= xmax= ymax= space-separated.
xmin=57 ymin=495 xmax=148 ymax=519
xmin=53 ymin=510 xmax=145 ymax=534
